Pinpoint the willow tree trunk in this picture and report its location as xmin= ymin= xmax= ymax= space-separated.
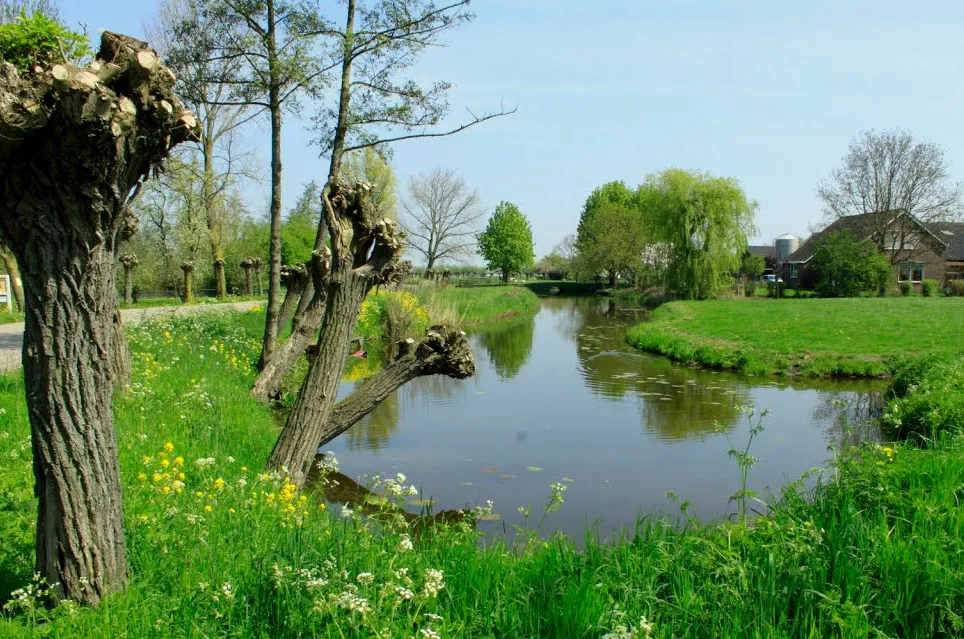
xmin=319 ymin=327 xmax=474 ymax=446
xmin=1 ymin=248 xmax=25 ymax=311
xmin=276 ymin=263 xmax=308 ymax=339
xmin=267 ymin=181 xmax=405 ymax=484
xmin=213 ymin=256 xmax=226 ymax=299
xmin=244 ymin=266 xmax=254 ymax=295
xmin=0 ymin=33 xmax=198 ymax=605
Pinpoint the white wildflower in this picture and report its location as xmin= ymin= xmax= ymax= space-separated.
xmin=195 ymin=457 xmax=216 ymax=468
xmin=394 ymin=586 xmax=414 ymax=600
xmin=419 ymin=629 xmax=442 ymax=639
xmin=399 ymin=535 xmax=414 ymax=552
xmin=221 ymin=582 xmax=234 ymax=600
xmin=357 ymin=572 xmax=375 ymax=586
xmin=340 ymin=505 xmax=354 ymax=519
xmin=421 ymin=569 xmax=445 ymax=598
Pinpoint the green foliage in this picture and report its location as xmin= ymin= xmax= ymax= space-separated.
xmin=640 ymin=169 xmax=757 ymax=300
xmin=476 ymin=202 xmax=535 ymax=282
xmin=741 ymin=254 xmax=765 ymax=279
xmin=477 ymin=314 xmax=535 ymax=380
xmin=534 ymin=252 xmax=568 ymax=279
xmin=575 ymin=180 xmax=636 ymax=250
xmin=341 ymin=148 xmax=397 ymax=219
xmin=809 ymin=231 xmax=890 ymax=297
xmin=920 ymin=279 xmax=939 ymax=297
xmin=884 ymin=354 xmax=964 ymax=441
xmin=948 ymin=280 xmax=964 ymax=297
xmin=900 ymin=281 xmax=912 ymax=296
xmin=280 ymin=181 xmax=321 ymax=266
xmin=0 ymin=10 xmax=89 ymax=73
xmin=577 ymin=202 xmax=647 ymax=286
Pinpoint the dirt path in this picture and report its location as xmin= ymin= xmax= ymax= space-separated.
xmin=0 ymin=301 xmax=262 ymax=372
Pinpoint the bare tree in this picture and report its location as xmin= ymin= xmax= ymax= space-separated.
xmin=0 ymin=0 xmax=58 ymax=23
xmin=817 ymin=128 xmax=963 ymax=263
xmin=401 ymin=167 xmax=485 ymax=270
xmin=0 ymin=32 xmax=198 ymax=605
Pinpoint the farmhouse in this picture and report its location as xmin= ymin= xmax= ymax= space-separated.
xmin=784 ymin=211 xmax=964 ymax=288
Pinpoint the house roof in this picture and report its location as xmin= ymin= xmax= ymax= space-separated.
xmin=786 ymin=211 xmax=957 ymax=264
xmin=746 ymin=245 xmax=774 ymax=258
xmin=929 ymin=222 xmax=964 ymax=261
xmin=785 ymin=212 xmax=888 ymax=263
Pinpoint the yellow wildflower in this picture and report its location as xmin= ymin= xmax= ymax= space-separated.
xmin=137 ymin=473 xmax=147 ymax=482
xmin=214 ymin=478 xmax=226 ymax=489
xmin=229 ymin=508 xmax=236 ymax=514
xmin=163 ymin=442 xmax=174 ymax=452
xmin=162 ymin=486 xmax=171 ymax=494
xmin=204 ymin=505 xmax=212 ymax=513
xmin=152 ymin=473 xmax=162 ymax=483
xmin=195 ymin=491 xmax=204 ymax=498
xmin=174 ymin=456 xmax=184 ymax=466
xmin=160 ymin=459 xmax=170 ymax=468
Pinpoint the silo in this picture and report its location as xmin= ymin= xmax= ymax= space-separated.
xmin=775 ymin=234 xmax=799 ymax=264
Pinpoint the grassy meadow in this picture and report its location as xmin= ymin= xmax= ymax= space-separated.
xmin=627 ymin=297 xmax=964 ymax=377
xmin=410 ymin=284 xmax=540 ymax=330
xmin=0 ymin=295 xmax=962 ymax=637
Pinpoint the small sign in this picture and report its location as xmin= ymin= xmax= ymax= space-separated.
xmin=0 ymin=275 xmax=10 ymax=312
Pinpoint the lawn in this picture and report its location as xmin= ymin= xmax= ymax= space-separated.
xmin=628 ymin=297 xmax=964 ymax=377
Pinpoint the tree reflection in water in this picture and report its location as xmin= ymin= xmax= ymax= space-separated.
xmin=477 ymin=314 xmax=536 ymax=380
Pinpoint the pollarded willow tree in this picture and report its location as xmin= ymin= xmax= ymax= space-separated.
xmin=250 ymin=0 xmax=511 ymax=405
xmin=0 ymin=26 xmax=199 ymax=604
xmin=639 ymin=169 xmax=757 ymax=300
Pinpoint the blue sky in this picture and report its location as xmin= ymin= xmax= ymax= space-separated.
xmin=60 ymin=0 xmax=964 ymax=260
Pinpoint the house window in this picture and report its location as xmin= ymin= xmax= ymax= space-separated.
xmin=897 ymin=263 xmax=924 ymax=283
xmin=788 ymin=263 xmax=798 ymax=278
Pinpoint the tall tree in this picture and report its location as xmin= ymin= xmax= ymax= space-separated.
xmin=400 ymin=167 xmax=484 ymax=270
xmin=251 ymin=0 xmax=510 ymax=404
xmin=154 ymin=0 xmax=260 ymax=298
xmin=477 ymin=201 xmax=535 ymax=283
xmin=197 ymin=0 xmax=328 ymax=366
xmin=0 ymin=27 xmax=198 ymax=604
xmin=640 ymin=169 xmax=757 ymax=300
xmin=578 ymin=202 xmax=648 ymax=288
xmin=575 ymin=180 xmax=636 ymax=251
xmin=817 ymin=129 xmax=963 ymax=263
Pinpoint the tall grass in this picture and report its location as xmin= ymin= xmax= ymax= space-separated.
xmin=0 ymin=310 xmax=962 ymax=638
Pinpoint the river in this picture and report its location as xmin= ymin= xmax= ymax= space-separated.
xmin=327 ymin=296 xmax=885 ymax=539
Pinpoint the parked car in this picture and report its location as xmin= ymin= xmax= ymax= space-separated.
xmin=762 ymin=274 xmax=783 ymax=283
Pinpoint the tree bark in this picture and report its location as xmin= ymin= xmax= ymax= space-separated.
xmin=276 ymin=263 xmax=308 ymax=338
xmin=181 ymin=263 xmax=195 ymax=304
xmin=213 ymin=256 xmax=227 ymax=299
xmin=258 ymin=0 xmax=283 ymax=370
xmin=319 ymin=327 xmax=474 ymax=447
xmin=267 ymin=180 xmax=406 ymax=484
xmin=0 ymin=32 xmax=199 ymax=605
xmin=252 ymin=254 xmax=329 ymax=403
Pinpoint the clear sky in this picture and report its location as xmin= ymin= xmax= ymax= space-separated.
xmin=60 ymin=0 xmax=964 ymax=259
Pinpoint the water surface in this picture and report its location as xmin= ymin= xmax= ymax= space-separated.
xmin=329 ymin=297 xmax=884 ymax=539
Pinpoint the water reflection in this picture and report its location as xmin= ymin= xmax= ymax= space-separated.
xmin=476 ymin=315 xmax=535 ymax=381
xmin=331 ymin=296 xmax=887 ymax=538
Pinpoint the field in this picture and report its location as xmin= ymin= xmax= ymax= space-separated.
xmin=0 ymin=306 xmax=960 ymax=637
xmin=627 ymin=297 xmax=964 ymax=377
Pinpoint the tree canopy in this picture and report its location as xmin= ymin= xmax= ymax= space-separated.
xmin=575 ymin=180 xmax=636 ymax=251
xmin=477 ymin=202 xmax=535 ymax=282
xmin=808 ymin=231 xmax=891 ymax=298
xmin=578 ymin=202 xmax=648 ymax=288
xmin=640 ymin=169 xmax=757 ymax=300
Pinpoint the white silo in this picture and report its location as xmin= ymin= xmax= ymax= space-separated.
xmin=775 ymin=234 xmax=800 ymax=264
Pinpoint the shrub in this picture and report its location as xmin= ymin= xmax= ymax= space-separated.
xmin=810 ymin=231 xmax=890 ymax=297
xmin=920 ymin=279 xmax=939 ymax=297
xmin=948 ymin=280 xmax=964 ymax=297
xmin=899 ymin=282 xmax=912 ymax=296
xmin=0 ymin=11 xmax=90 ymax=73
xmin=883 ymin=354 xmax=964 ymax=441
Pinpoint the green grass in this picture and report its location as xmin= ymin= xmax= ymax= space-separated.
xmin=1 ymin=310 xmax=963 ymax=637
xmin=0 ymin=309 xmax=23 ymax=324
xmin=118 ymin=294 xmax=267 ymax=310
xmin=627 ymin=297 xmax=964 ymax=377
xmin=413 ymin=285 xmax=540 ymax=330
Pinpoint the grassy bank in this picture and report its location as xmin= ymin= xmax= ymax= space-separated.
xmin=0 ymin=309 xmax=23 ymax=325
xmin=0 ymin=310 xmax=962 ymax=637
xmin=412 ymin=284 xmax=540 ymax=330
xmin=627 ymin=297 xmax=964 ymax=377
